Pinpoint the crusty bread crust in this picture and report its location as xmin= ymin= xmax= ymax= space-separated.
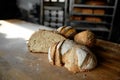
xmin=74 ymin=30 xmax=96 ymax=47
xmin=48 ymin=39 xmax=97 ymax=73
xmin=62 ymin=47 xmax=80 ymax=73
xmin=57 ymin=26 xmax=76 ymax=38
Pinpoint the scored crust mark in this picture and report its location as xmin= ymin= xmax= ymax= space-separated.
xmin=62 ymin=27 xmax=72 ymax=35
xmin=61 ymin=39 xmax=76 ymax=56
xmin=57 ymin=26 xmax=76 ymax=38
xmin=57 ymin=26 xmax=64 ymax=32
xmin=65 ymin=28 xmax=76 ymax=38
xmin=63 ymin=47 xmax=80 ymax=73
xmin=63 ymin=27 xmax=73 ymax=38
xmin=79 ymin=46 xmax=97 ymax=71
xmin=60 ymin=26 xmax=67 ymax=34
xmin=80 ymin=52 xmax=90 ymax=71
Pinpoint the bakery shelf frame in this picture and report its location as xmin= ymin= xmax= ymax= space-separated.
xmin=69 ymin=0 xmax=118 ymax=40
xmin=40 ymin=0 xmax=68 ymax=28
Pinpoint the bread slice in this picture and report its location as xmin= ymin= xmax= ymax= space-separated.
xmin=28 ymin=30 xmax=66 ymax=53
xmin=48 ymin=42 xmax=58 ymax=65
xmin=48 ymin=40 xmax=64 ymax=66
xmin=54 ymin=41 xmax=64 ymax=66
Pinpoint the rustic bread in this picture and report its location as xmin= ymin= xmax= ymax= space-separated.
xmin=73 ymin=7 xmax=82 ymax=12
xmin=71 ymin=16 xmax=82 ymax=21
xmin=48 ymin=39 xmax=97 ymax=73
xmin=57 ymin=26 xmax=77 ymax=38
xmin=28 ymin=29 xmax=66 ymax=53
xmin=94 ymin=9 xmax=105 ymax=15
xmin=86 ymin=1 xmax=106 ymax=6
xmin=74 ymin=30 xmax=96 ymax=47
xmin=85 ymin=17 xmax=102 ymax=22
xmin=82 ymin=9 xmax=93 ymax=14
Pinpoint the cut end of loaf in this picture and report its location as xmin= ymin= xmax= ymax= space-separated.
xmin=27 ymin=30 xmax=66 ymax=53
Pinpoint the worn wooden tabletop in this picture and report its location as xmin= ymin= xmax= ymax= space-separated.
xmin=0 ymin=19 xmax=120 ymax=80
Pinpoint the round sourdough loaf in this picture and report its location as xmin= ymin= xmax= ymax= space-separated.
xmin=27 ymin=30 xmax=66 ymax=53
xmin=74 ymin=30 xmax=96 ymax=47
xmin=48 ymin=39 xmax=97 ymax=73
xmin=57 ymin=26 xmax=77 ymax=38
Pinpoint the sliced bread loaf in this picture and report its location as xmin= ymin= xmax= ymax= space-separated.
xmin=28 ymin=30 xmax=66 ymax=53
xmin=48 ymin=39 xmax=97 ymax=73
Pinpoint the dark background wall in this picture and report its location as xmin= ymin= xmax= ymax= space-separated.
xmin=110 ymin=0 xmax=120 ymax=43
xmin=0 ymin=0 xmax=120 ymax=43
xmin=0 ymin=0 xmax=21 ymax=19
xmin=16 ymin=0 xmax=40 ymax=24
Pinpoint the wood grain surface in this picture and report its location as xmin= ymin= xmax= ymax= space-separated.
xmin=0 ymin=20 xmax=120 ymax=80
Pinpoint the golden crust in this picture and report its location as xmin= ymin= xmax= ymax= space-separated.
xmin=48 ymin=39 xmax=97 ymax=73
xmin=74 ymin=30 xmax=96 ymax=47
xmin=62 ymin=47 xmax=80 ymax=73
xmin=57 ymin=26 xmax=76 ymax=38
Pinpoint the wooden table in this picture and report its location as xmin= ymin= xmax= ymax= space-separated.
xmin=0 ymin=19 xmax=120 ymax=80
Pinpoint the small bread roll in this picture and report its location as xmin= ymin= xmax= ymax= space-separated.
xmin=57 ymin=26 xmax=77 ymax=38
xmin=74 ymin=30 xmax=96 ymax=47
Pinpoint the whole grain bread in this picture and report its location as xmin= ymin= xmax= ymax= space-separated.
xmin=28 ymin=29 xmax=66 ymax=53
